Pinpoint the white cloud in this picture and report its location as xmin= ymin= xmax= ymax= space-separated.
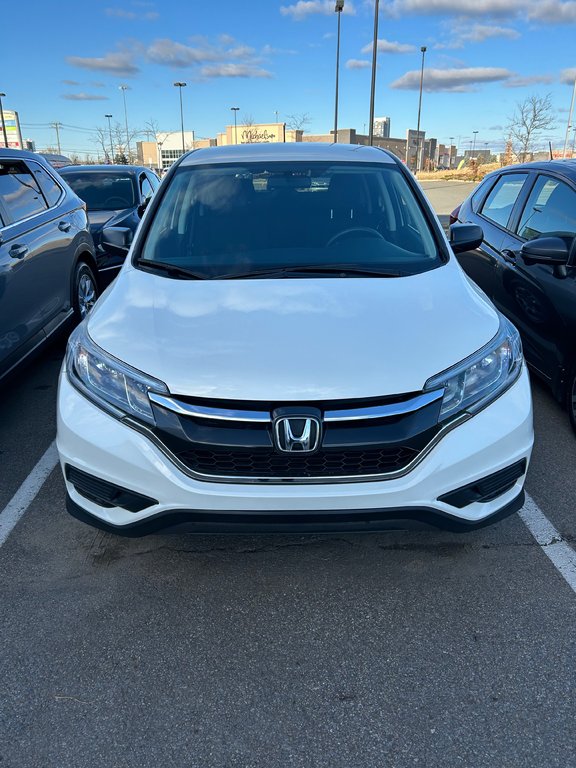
xmin=280 ymin=0 xmax=356 ymax=20
xmin=61 ymin=92 xmax=110 ymax=101
xmin=391 ymin=66 xmax=513 ymax=92
xmin=67 ymin=51 xmax=139 ymax=76
xmin=560 ymin=68 xmax=576 ymax=83
xmin=346 ymin=58 xmax=370 ymax=69
xmin=105 ymin=7 xmax=158 ymax=19
xmin=200 ymin=63 xmax=273 ymax=78
xmin=504 ymin=75 xmax=554 ymax=88
xmin=146 ymin=39 xmax=221 ymax=67
xmin=361 ymin=38 xmax=416 ymax=54
xmin=383 ymin=0 xmax=576 ymax=22
xmin=436 ymin=22 xmax=521 ymax=48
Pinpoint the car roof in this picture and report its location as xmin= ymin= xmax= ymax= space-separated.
xmin=59 ymin=164 xmax=149 ymax=174
xmin=179 ymin=142 xmax=398 ymax=167
xmin=484 ymin=159 xmax=576 ymax=181
xmin=0 ymin=147 xmax=49 ymax=161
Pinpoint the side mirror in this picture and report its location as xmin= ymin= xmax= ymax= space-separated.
xmin=101 ymin=226 xmax=133 ymax=255
xmin=520 ymin=236 xmax=570 ymax=265
xmin=137 ymin=196 xmax=152 ymax=218
xmin=449 ymin=222 xmax=484 ymax=255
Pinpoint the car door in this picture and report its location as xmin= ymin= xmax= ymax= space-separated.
xmin=0 ymin=158 xmax=71 ymax=374
xmin=457 ymin=172 xmax=530 ymax=297
xmin=496 ymin=173 xmax=576 ymax=384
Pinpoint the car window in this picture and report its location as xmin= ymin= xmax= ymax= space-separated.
xmin=470 ymin=179 xmax=490 ymax=213
xmin=517 ymin=175 xmax=576 ymax=241
xmin=140 ymin=174 xmax=154 ymax=201
xmin=29 ymin=162 xmax=63 ymax=208
xmin=147 ymin=172 xmax=160 ymax=191
xmin=138 ymin=161 xmax=442 ymax=278
xmin=0 ymin=160 xmax=48 ymax=223
xmin=61 ymin=171 xmax=136 ymax=211
xmin=480 ymin=173 xmax=528 ymax=229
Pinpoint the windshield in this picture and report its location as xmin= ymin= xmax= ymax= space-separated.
xmin=137 ymin=161 xmax=441 ymax=278
xmin=62 ymin=172 xmax=137 ymax=211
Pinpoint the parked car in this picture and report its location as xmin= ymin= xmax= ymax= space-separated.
xmin=57 ymin=143 xmax=533 ymax=536
xmin=451 ymin=160 xmax=576 ymax=432
xmin=0 ymin=149 xmax=98 ymax=381
xmin=58 ymin=164 xmax=160 ymax=283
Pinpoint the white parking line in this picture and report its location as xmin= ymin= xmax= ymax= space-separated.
xmin=520 ymin=493 xmax=576 ymax=595
xmin=0 ymin=440 xmax=59 ymax=548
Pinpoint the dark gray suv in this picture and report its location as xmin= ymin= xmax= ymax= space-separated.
xmin=0 ymin=149 xmax=98 ymax=380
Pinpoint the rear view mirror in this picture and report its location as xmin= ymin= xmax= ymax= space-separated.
xmin=137 ymin=196 xmax=152 ymax=219
xmin=521 ymin=236 xmax=571 ymax=265
xmin=449 ymin=223 xmax=484 ymax=255
xmin=101 ymin=226 xmax=133 ymax=255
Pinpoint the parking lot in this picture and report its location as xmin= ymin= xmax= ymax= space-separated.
xmin=1 ymin=180 xmax=576 ymax=768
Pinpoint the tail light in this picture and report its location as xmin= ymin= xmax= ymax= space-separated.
xmin=449 ymin=205 xmax=461 ymax=226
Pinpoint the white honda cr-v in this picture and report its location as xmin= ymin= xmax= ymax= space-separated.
xmin=57 ymin=143 xmax=533 ymax=535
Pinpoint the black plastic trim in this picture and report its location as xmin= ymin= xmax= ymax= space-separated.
xmin=438 ymin=460 xmax=527 ymax=509
xmin=65 ymin=465 xmax=158 ymax=513
xmin=66 ymin=489 xmax=525 ymax=536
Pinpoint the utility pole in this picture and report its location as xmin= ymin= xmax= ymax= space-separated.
xmin=414 ymin=46 xmax=427 ymax=173
xmin=368 ymin=0 xmax=379 ymax=146
xmin=0 ymin=93 xmax=8 ymax=147
xmin=52 ymin=122 xmax=62 ymax=154
xmin=174 ymin=82 xmax=187 ymax=154
xmin=105 ymin=114 xmax=114 ymax=161
xmin=449 ymin=136 xmax=455 ymax=168
xmin=472 ymin=130 xmax=479 ymax=156
xmin=333 ymin=0 xmax=344 ymax=143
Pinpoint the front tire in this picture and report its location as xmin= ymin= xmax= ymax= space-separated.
xmin=73 ymin=262 xmax=98 ymax=321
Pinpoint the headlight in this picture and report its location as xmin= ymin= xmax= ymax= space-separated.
xmin=425 ymin=316 xmax=523 ymax=421
xmin=66 ymin=323 xmax=168 ymax=425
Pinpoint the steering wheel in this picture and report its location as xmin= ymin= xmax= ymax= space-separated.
xmin=326 ymin=227 xmax=385 ymax=247
xmin=104 ymin=196 xmax=128 ymax=209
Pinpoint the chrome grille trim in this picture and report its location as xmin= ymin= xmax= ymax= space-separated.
xmin=148 ymin=389 xmax=444 ymax=424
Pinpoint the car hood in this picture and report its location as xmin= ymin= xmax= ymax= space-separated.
xmin=86 ymin=261 xmax=500 ymax=401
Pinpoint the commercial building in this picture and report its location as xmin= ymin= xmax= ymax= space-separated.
xmin=136 ymin=131 xmax=215 ymax=170
xmin=217 ymin=123 xmax=302 ymax=145
xmin=373 ymin=117 xmax=391 ymax=139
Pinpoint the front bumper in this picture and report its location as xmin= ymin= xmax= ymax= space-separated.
xmin=57 ymin=366 xmax=534 ymax=535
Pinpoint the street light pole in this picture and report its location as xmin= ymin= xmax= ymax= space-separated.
xmin=368 ymin=0 xmax=379 ymax=145
xmin=0 ymin=93 xmax=8 ymax=148
xmin=414 ymin=46 xmax=427 ymax=173
xmin=119 ymin=85 xmax=130 ymax=161
xmin=174 ymin=82 xmax=187 ymax=154
xmin=472 ymin=130 xmax=479 ymax=156
xmin=105 ymin=114 xmax=114 ymax=161
xmin=333 ymin=0 xmax=344 ymax=143
xmin=449 ymin=136 xmax=455 ymax=168
xmin=563 ymin=76 xmax=576 ymax=158
xmin=231 ymin=107 xmax=239 ymax=144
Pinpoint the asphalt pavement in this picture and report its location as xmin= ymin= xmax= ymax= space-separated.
xmin=1 ymin=180 xmax=575 ymax=768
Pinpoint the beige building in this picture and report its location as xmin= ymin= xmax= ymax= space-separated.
xmin=217 ymin=123 xmax=303 ymax=145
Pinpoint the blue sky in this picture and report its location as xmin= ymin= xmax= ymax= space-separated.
xmin=3 ymin=0 xmax=576 ymax=157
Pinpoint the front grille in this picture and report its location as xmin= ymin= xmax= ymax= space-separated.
xmin=176 ymin=445 xmax=420 ymax=478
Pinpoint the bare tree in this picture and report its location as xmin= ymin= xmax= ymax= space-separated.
xmin=93 ymin=126 xmax=112 ymax=162
xmin=507 ymin=94 xmax=555 ymax=162
xmin=144 ymin=118 xmax=160 ymax=142
xmin=285 ymin=113 xmax=311 ymax=132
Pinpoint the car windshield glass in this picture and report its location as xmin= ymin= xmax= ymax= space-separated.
xmin=137 ymin=161 xmax=441 ymax=278
xmin=62 ymin=172 xmax=136 ymax=211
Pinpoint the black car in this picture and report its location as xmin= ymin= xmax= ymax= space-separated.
xmin=452 ymin=160 xmax=576 ymax=431
xmin=0 ymin=149 xmax=98 ymax=380
xmin=59 ymin=165 xmax=160 ymax=282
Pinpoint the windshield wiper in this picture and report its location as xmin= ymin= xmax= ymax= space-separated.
xmin=218 ymin=264 xmax=403 ymax=279
xmin=137 ymin=259 xmax=208 ymax=280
